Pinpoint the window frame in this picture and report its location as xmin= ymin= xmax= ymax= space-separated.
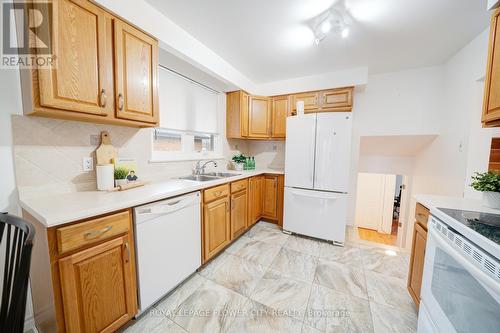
xmin=150 ymin=128 xmax=223 ymax=163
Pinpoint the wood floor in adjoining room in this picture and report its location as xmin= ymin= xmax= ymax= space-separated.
xmin=357 ymin=219 xmax=399 ymax=246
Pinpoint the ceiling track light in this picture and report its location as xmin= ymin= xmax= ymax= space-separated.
xmin=312 ymin=8 xmax=350 ymax=45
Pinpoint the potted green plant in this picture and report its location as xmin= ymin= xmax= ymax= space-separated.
xmin=114 ymin=167 xmax=129 ymax=187
xmin=232 ymin=153 xmax=246 ymax=171
xmin=470 ymin=171 xmax=500 ymax=209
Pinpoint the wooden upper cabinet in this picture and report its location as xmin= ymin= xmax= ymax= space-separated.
xmin=226 ymin=90 xmax=249 ymax=138
xmin=320 ymin=88 xmax=353 ymax=112
xmin=248 ymin=96 xmax=271 ymax=138
xmin=58 ymin=235 xmax=137 ymax=332
xmin=271 ymin=96 xmax=289 ymax=138
xmin=291 ymin=92 xmax=319 ymax=115
xmin=20 ymin=0 xmax=159 ymax=127
xmin=114 ymin=20 xmax=159 ymax=124
xmin=483 ymin=8 xmax=500 ymax=127
xmin=203 ymin=196 xmax=231 ymax=262
xmin=37 ymin=0 xmax=114 ymax=116
xmin=262 ymin=175 xmax=278 ymax=219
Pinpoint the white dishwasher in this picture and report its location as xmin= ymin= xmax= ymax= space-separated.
xmin=133 ymin=191 xmax=201 ymax=314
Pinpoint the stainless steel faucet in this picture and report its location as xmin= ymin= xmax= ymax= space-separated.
xmin=194 ymin=160 xmax=217 ymax=175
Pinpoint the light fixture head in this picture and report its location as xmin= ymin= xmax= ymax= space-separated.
xmin=312 ymin=8 xmax=350 ymax=45
xmin=320 ymin=20 xmax=332 ymax=34
xmin=341 ymin=27 xmax=349 ymax=38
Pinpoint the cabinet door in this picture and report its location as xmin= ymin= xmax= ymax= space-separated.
xmin=247 ymin=177 xmax=263 ymax=226
xmin=241 ymin=91 xmax=250 ymax=137
xmin=59 ymin=235 xmax=137 ymax=333
xmin=37 ymin=0 xmax=114 ymax=116
xmin=407 ymin=222 xmax=427 ymax=308
xmin=248 ymin=96 xmax=270 ymax=138
xmin=262 ymin=176 xmax=278 ymax=219
xmin=203 ymin=197 xmax=231 ymax=261
xmin=483 ymin=8 xmax=500 ymax=126
xmin=320 ymin=88 xmax=353 ymax=111
xmin=231 ymin=190 xmax=248 ymax=238
xmin=253 ymin=177 xmax=264 ymax=224
xmin=291 ymin=92 xmax=319 ymax=114
xmin=271 ymin=96 xmax=289 ymax=138
xmin=114 ymin=20 xmax=159 ymax=124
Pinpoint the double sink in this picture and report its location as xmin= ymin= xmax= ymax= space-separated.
xmin=179 ymin=172 xmax=241 ymax=182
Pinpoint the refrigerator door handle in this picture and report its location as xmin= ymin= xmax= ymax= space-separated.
xmin=310 ymin=118 xmax=317 ymax=184
xmin=290 ymin=188 xmax=340 ymax=200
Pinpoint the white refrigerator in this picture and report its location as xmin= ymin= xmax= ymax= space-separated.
xmin=283 ymin=112 xmax=352 ymax=245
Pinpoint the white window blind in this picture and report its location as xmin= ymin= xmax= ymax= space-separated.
xmin=158 ymin=66 xmax=219 ymax=134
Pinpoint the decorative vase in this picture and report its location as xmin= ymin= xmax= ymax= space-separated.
xmin=115 ymin=179 xmax=128 ymax=187
xmin=234 ymin=163 xmax=244 ymax=171
xmin=483 ymin=191 xmax=500 ymax=210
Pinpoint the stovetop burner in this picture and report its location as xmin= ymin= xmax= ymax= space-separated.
xmin=437 ymin=208 xmax=500 ymax=245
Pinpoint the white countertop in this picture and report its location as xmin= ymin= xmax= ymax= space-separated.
xmin=415 ymin=194 xmax=500 ymax=258
xmin=20 ymin=169 xmax=284 ymax=228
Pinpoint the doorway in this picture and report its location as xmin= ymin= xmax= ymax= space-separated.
xmin=354 ymin=173 xmax=407 ymax=246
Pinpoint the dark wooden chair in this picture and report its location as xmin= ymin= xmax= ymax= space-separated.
xmin=0 ymin=213 xmax=35 ymax=333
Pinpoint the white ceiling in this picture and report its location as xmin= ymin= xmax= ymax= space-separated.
xmin=145 ymin=0 xmax=490 ymax=83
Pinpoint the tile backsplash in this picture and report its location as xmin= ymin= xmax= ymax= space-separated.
xmin=11 ymin=115 xmax=239 ymax=198
xmin=11 ymin=115 xmax=283 ymax=199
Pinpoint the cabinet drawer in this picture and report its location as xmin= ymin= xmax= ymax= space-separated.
xmin=415 ymin=203 xmax=430 ymax=228
xmin=57 ymin=211 xmax=130 ymax=255
xmin=231 ymin=179 xmax=248 ymax=193
xmin=204 ymin=184 xmax=230 ymax=203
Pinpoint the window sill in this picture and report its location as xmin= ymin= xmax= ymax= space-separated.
xmin=149 ymin=153 xmax=225 ymax=163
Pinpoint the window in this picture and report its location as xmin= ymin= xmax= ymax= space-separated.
xmin=151 ymin=66 xmax=222 ymax=161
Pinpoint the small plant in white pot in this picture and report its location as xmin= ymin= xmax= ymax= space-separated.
xmin=470 ymin=171 xmax=500 ymax=209
xmin=232 ymin=153 xmax=246 ymax=171
xmin=114 ymin=167 xmax=129 ymax=187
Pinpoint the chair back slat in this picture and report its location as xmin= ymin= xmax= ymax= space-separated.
xmin=0 ymin=213 xmax=35 ymax=333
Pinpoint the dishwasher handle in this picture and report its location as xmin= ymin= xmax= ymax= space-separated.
xmin=135 ymin=192 xmax=200 ymax=217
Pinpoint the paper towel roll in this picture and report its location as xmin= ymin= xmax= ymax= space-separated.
xmin=96 ymin=164 xmax=114 ymax=191
xmin=296 ymin=101 xmax=305 ymax=115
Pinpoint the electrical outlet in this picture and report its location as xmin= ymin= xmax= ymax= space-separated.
xmin=83 ymin=157 xmax=94 ymax=172
xmin=272 ymin=145 xmax=277 ymax=151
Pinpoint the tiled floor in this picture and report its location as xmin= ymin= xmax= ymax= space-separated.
xmin=123 ymin=222 xmax=417 ymax=333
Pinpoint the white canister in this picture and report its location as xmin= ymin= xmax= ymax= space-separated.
xmin=483 ymin=191 xmax=500 ymax=210
xmin=96 ymin=164 xmax=114 ymax=191
xmin=296 ymin=101 xmax=305 ymax=115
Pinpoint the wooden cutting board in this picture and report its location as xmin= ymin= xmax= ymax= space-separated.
xmin=95 ymin=131 xmax=117 ymax=165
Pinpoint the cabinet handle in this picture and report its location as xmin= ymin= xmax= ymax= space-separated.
xmin=118 ymin=93 xmax=124 ymax=111
xmin=99 ymin=89 xmax=107 ymax=108
xmin=123 ymin=242 xmax=130 ymax=263
xmin=84 ymin=225 xmax=112 ymax=240
xmin=231 ymin=199 xmax=235 ymax=209
xmin=215 ymin=190 xmax=222 ymax=197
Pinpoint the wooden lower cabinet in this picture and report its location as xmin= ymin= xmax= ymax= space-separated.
xmin=407 ymin=220 xmax=428 ymax=308
xmin=231 ymin=189 xmax=248 ymax=238
xmin=202 ymin=195 xmax=231 ymax=262
xmin=24 ymin=209 xmax=138 ymax=333
xmin=262 ymin=175 xmax=278 ymax=219
xmin=59 ymin=235 xmax=136 ymax=333
xmin=248 ymin=176 xmax=264 ymax=226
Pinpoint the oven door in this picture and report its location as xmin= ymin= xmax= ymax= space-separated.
xmin=419 ymin=217 xmax=500 ymax=333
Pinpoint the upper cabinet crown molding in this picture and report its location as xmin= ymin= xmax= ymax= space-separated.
xmin=483 ymin=7 xmax=500 ymax=127
xmin=226 ymin=87 xmax=354 ymax=140
xmin=19 ymin=0 xmax=159 ymax=128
